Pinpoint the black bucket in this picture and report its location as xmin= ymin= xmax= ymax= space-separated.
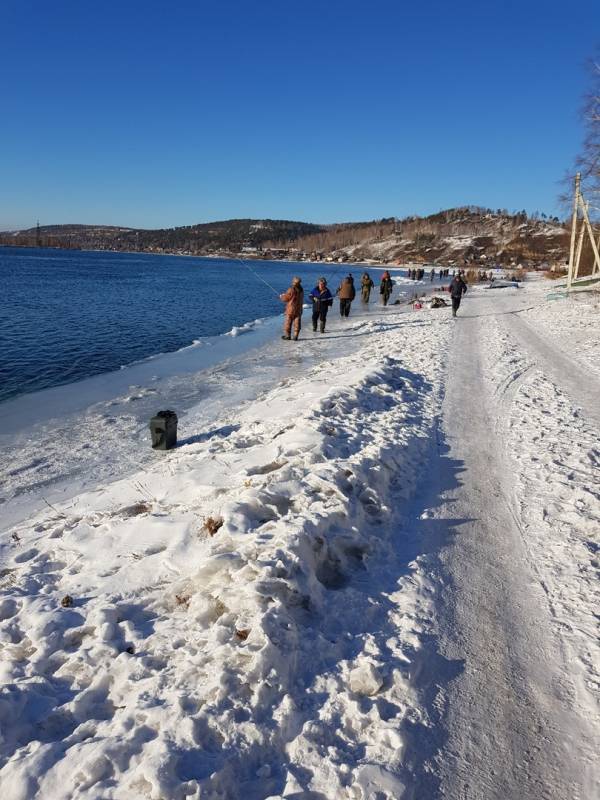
xmin=149 ymin=410 xmax=178 ymax=450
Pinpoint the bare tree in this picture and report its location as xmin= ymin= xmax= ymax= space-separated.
xmin=570 ymin=54 xmax=600 ymax=217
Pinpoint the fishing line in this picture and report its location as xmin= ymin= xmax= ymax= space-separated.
xmin=325 ymin=258 xmax=346 ymax=287
xmin=235 ymin=256 xmax=281 ymax=297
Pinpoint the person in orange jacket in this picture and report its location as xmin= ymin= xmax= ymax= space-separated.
xmin=279 ymin=276 xmax=304 ymax=340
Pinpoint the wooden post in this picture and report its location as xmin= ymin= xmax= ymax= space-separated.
xmin=573 ymin=212 xmax=586 ymax=281
xmin=567 ymin=172 xmax=581 ymax=291
xmin=567 ymin=173 xmax=580 ymax=291
xmin=579 ymin=195 xmax=600 ymax=278
xmin=591 ymin=229 xmax=600 ymax=277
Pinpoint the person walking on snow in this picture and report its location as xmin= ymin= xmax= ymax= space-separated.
xmin=309 ymin=277 xmax=333 ymax=333
xmin=380 ymin=270 xmax=394 ymax=306
xmin=280 ymin=276 xmax=304 ymax=339
xmin=337 ymin=274 xmax=356 ymax=318
xmin=360 ymin=272 xmax=374 ymax=303
xmin=449 ymin=273 xmax=468 ymax=317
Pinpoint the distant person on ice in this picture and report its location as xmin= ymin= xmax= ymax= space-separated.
xmin=380 ymin=270 xmax=393 ymax=306
xmin=309 ymin=277 xmax=333 ymax=333
xmin=449 ymin=273 xmax=468 ymax=318
xmin=280 ymin=276 xmax=304 ymax=340
xmin=360 ymin=272 xmax=374 ymax=303
xmin=336 ymin=274 xmax=356 ymax=318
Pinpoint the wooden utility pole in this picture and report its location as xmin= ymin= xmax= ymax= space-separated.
xmin=573 ymin=211 xmax=586 ymax=281
xmin=579 ymin=195 xmax=600 ymax=277
xmin=566 ymin=173 xmax=580 ymax=291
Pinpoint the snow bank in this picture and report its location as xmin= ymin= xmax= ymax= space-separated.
xmin=0 ymin=308 xmax=453 ymax=799
xmin=525 ymin=289 xmax=600 ymax=379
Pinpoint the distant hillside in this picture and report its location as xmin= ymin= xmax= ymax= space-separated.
xmin=265 ymin=208 xmax=570 ymax=269
xmin=0 ymin=219 xmax=324 ymax=255
xmin=0 ymin=208 xmax=575 ymax=269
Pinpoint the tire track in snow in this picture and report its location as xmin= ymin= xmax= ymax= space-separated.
xmin=422 ymin=299 xmax=595 ymax=800
xmin=479 ymin=311 xmax=600 ymax=792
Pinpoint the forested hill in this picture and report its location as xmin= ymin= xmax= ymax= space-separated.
xmin=0 ymin=219 xmax=324 ymax=254
xmin=0 ymin=208 xmax=574 ymax=268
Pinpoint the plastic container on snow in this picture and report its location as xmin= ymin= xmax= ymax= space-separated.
xmin=149 ymin=410 xmax=178 ymax=450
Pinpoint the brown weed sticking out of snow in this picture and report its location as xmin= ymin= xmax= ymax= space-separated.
xmin=235 ymin=628 xmax=250 ymax=641
xmin=175 ymin=594 xmax=190 ymax=608
xmin=120 ymin=501 xmax=151 ymax=518
xmin=202 ymin=516 xmax=224 ymax=537
xmin=61 ymin=595 xmax=74 ymax=608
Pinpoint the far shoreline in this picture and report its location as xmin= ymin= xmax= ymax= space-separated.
xmin=0 ymin=242 xmax=407 ymax=271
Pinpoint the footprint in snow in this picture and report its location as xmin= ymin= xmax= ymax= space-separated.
xmin=246 ymin=460 xmax=287 ymax=476
xmin=144 ymin=544 xmax=167 ymax=556
xmin=14 ymin=548 xmax=38 ymax=564
xmin=0 ymin=597 xmax=20 ymax=620
xmin=0 ymin=568 xmax=17 ymax=588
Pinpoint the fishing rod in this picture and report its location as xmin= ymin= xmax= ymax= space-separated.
xmin=326 ymin=259 xmax=345 ymax=287
xmin=235 ymin=252 xmax=355 ymax=301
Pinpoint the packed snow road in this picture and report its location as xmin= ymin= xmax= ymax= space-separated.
xmin=421 ymin=287 xmax=599 ymax=799
xmin=0 ymin=280 xmax=598 ymax=799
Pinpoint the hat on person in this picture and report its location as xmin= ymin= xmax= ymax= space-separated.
xmin=292 ymin=276 xmax=302 ymax=285
xmin=318 ymin=276 xmax=327 ymax=284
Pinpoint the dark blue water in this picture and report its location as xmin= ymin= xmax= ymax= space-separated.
xmin=0 ymin=247 xmax=365 ymax=403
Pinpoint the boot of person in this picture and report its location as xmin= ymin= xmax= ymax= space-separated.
xmin=312 ymin=323 xmax=317 ymax=332
xmin=320 ymin=322 xmax=325 ymax=333
xmin=282 ymin=335 xmax=291 ymax=340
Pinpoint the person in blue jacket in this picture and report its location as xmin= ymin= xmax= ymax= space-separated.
xmin=309 ymin=277 xmax=333 ymax=333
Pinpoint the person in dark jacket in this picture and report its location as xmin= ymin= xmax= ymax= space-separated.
xmin=336 ymin=274 xmax=356 ymax=318
xmin=380 ymin=271 xmax=394 ymax=306
xmin=448 ymin=274 xmax=468 ymax=317
xmin=360 ymin=272 xmax=374 ymax=303
xmin=309 ymin=277 xmax=333 ymax=333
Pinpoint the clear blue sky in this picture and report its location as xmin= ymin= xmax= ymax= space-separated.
xmin=1 ymin=0 xmax=598 ymax=229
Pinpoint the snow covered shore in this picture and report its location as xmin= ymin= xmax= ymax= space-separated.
xmin=1 ymin=279 xmax=598 ymax=799
xmin=0 ymin=272 xmax=420 ymax=530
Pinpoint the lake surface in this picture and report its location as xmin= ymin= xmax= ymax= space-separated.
xmin=0 ymin=247 xmax=377 ymax=403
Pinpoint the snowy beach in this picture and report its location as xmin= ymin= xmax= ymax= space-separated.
xmin=1 ymin=278 xmax=599 ymax=799
xmin=0 ymin=260 xmax=424 ymax=529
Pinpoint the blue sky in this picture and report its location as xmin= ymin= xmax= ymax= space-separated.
xmin=1 ymin=0 xmax=598 ymax=229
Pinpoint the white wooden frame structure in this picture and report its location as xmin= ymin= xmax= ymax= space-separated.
xmin=566 ymin=172 xmax=600 ymax=289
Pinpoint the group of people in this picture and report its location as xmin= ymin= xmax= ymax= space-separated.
xmin=279 ymin=270 xmax=395 ymax=340
xmin=476 ymin=269 xmax=497 ymax=281
xmin=407 ymin=267 xmax=453 ymax=281
xmin=279 ymin=268 xmax=470 ymax=340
